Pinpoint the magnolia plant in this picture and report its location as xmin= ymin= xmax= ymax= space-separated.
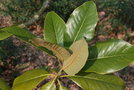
xmin=0 ymin=1 xmax=134 ymax=90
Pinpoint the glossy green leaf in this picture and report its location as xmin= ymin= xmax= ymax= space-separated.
xmin=12 ymin=69 xmax=49 ymax=90
xmin=32 ymin=38 xmax=70 ymax=61
xmin=41 ymin=80 xmax=56 ymax=90
xmin=44 ymin=11 xmax=66 ymax=46
xmin=65 ymin=1 xmax=98 ymax=46
xmin=0 ymin=26 xmax=53 ymax=55
xmin=1 ymin=26 xmax=36 ymax=41
xmin=62 ymin=39 xmax=88 ymax=75
xmin=0 ymin=31 xmax=12 ymax=40
xmin=0 ymin=78 xmax=10 ymax=90
xmin=82 ymin=39 xmax=134 ymax=74
xmin=67 ymin=73 xmax=125 ymax=90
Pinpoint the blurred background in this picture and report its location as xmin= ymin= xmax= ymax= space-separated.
xmin=0 ymin=0 xmax=134 ymax=89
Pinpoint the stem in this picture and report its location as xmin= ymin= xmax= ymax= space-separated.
xmin=58 ymin=69 xmax=62 ymax=76
xmin=57 ymin=79 xmax=62 ymax=87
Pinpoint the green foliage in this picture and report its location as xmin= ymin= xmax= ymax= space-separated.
xmin=65 ymin=1 xmax=98 ymax=46
xmin=1 ymin=0 xmax=133 ymax=28
xmin=0 ymin=1 xmax=134 ymax=90
xmin=58 ymin=80 xmax=68 ymax=90
xmin=0 ymin=0 xmax=89 ymax=23
xmin=62 ymin=39 xmax=88 ymax=75
xmin=31 ymin=38 xmax=70 ymax=61
xmin=82 ymin=39 xmax=134 ymax=74
xmin=41 ymin=79 xmax=56 ymax=90
xmin=67 ymin=73 xmax=124 ymax=90
xmin=44 ymin=11 xmax=66 ymax=46
xmin=0 ymin=0 xmax=44 ymax=23
xmin=0 ymin=26 xmax=54 ymax=56
xmin=0 ymin=78 xmax=10 ymax=90
xmin=1 ymin=26 xmax=36 ymax=41
xmin=96 ymin=0 xmax=134 ymax=28
xmin=0 ymin=31 xmax=11 ymax=40
xmin=12 ymin=69 xmax=49 ymax=90
xmin=49 ymin=0 xmax=89 ymax=21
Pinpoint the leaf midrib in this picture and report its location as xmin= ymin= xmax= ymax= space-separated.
xmin=46 ymin=42 xmax=64 ymax=60
xmin=63 ymin=40 xmax=84 ymax=70
xmin=73 ymin=5 xmax=89 ymax=42
xmin=14 ymin=74 xmax=48 ymax=86
xmin=45 ymin=42 xmax=70 ymax=61
xmin=89 ymin=53 xmax=134 ymax=61
xmin=47 ymin=80 xmax=55 ymax=89
xmin=70 ymin=76 xmax=123 ymax=87
xmin=51 ymin=16 xmax=58 ymax=44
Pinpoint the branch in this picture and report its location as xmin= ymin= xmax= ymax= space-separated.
xmin=18 ymin=0 xmax=51 ymax=28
